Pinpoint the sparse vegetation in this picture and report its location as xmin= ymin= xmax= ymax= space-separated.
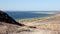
xmin=18 ymin=16 xmax=60 ymax=31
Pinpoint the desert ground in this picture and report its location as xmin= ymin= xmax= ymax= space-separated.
xmin=17 ymin=13 xmax=60 ymax=34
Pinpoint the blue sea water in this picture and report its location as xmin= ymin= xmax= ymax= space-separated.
xmin=5 ymin=11 xmax=55 ymax=20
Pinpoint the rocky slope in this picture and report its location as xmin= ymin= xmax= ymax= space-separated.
xmin=0 ymin=10 xmax=37 ymax=34
xmin=0 ymin=10 xmax=26 ymax=34
xmin=0 ymin=10 xmax=25 ymax=26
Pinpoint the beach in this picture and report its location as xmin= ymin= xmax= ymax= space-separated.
xmin=16 ymin=13 xmax=60 ymax=34
xmin=32 ymin=11 xmax=60 ymax=14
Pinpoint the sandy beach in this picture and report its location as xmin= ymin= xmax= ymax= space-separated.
xmin=32 ymin=12 xmax=60 ymax=14
xmin=16 ymin=13 xmax=60 ymax=34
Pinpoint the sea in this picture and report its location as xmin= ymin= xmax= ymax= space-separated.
xmin=5 ymin=11 xmax=55 ymax=20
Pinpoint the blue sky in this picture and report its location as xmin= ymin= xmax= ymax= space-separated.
xmin=0 ymin=0 xmax=60 ymax=11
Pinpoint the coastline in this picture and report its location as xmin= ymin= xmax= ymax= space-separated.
xmin=16 ymin=15 xmax=57 ymax=24
xmin=0 ymin=11 xmax=60 ymax=34
xmin=16 ymin=14 xmax=57 ymax=21
xmin=16 ymin=14 xmax=60 ymax=31
xmin=16 ymin=11 xmax=60 ymax=21
xmin=32 ymin=12 xmax=60 ymax=14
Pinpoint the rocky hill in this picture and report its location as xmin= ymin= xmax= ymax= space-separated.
xmin=0 ymin=10 xmax=25 ymax=26
xmin=0 ymin=10 xmax=26 ymax=34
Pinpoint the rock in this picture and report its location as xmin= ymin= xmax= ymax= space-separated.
xmin=29 ymin=26 xmax=36 ymax=28
xmin=0 ymin=25 xmax=8 ymax=34
xmin=0 ymin=10 xmax=25 ymax=26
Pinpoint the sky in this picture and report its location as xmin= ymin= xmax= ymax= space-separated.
xmin=0 ymin=0 xmax=60 ymax=11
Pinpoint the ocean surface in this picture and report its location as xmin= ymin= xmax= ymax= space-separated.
xmin=5 ymin=11 xmax=55 ymax=20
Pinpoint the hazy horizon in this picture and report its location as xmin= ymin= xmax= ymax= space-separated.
xmin=0 ymin=0 xmax=60 ymax=11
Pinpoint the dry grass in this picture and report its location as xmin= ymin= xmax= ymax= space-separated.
xmin=17 ymin=16 xmax=60 ymax=31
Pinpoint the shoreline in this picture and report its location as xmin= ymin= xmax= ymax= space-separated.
xmin=15 ymin=13 xmax=60 ymax=33
xmin=16 ymin=14 xmax=57 ymax=21
xmin=32 ymin=12 xmax=60 ymax=14
xmin=16 ymin=12 xmax=60 ymax=21
xmin=17 ymin=14 xmax=60 ymax=31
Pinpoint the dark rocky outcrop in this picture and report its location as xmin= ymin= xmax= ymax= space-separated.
xmin=0 ymin=10 xmax=25 ymax=26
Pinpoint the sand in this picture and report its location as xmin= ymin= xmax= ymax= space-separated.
xmin=16 ymin=15 xmax=60 ymax=34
